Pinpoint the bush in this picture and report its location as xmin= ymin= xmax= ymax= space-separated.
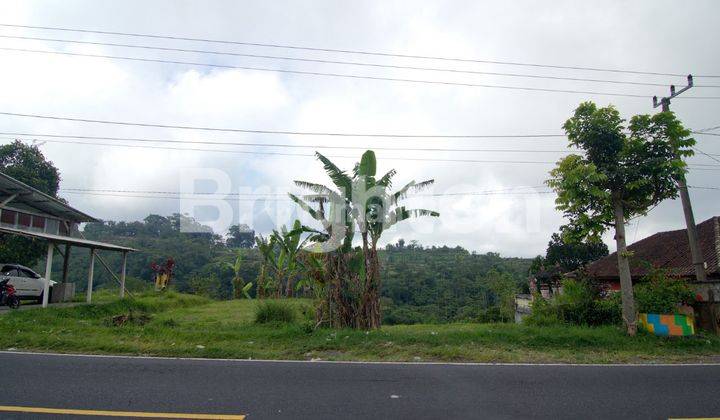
xmin=634 ymin=268 xmax=695 ymax=314
xmin=524 ymin=279 xmax=621 ymax=327
xmin=524 ymin=295 xmax=562 ymax=326
xmin=254 ymin=301 xmax=296 ymax=324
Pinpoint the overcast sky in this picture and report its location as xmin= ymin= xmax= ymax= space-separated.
xmin=0 ymin=0 xmax=717 ymax=257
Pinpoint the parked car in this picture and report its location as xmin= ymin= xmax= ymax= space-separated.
xmin=0 ymin=263 xmax=55 ymax=302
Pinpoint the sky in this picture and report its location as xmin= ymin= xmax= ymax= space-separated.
xmin=0 ymin=0 xmax=717 ymax=257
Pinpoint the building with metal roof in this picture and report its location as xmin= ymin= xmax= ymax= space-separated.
xmin=0 ymin=171 xmax=136 ymax=307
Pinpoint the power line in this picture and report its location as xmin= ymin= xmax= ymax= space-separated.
xmin=694 ymin=131 xmax=720 ymax=137
xmin=692 ymin=147 xmax=720 ymax=164
xmin=0 ymin=132 xmax=575 ymax=153
xmin=0 ymin=47 xmax=675 ymax=99
xmin=0 ymin=111 xmax=569 ymax=138
xmin=54 ymin=185 xmax=720 ymax=201
xmin=689 ymin=185 xmax=720 ymax=191
xmin=5 ymin=132 xmax=718 ymax=157
xmin=59 ymin=190 xmax=557 ymax=201
xmin=8 ymin=137 xmax=720 ymax=169
xmin=60 ymin=185 xmax=550 ymax=197
xmin=695 ymin=124 xmax=720 ymax=133
xmin=14 ymin=137 xmax=562 ymax=164
xmin=4 ymin=34 xmax=718 ymax=88
xmin=2 ymin=22 xmax=718 ymax=78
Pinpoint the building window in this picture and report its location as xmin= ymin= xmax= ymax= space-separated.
xmin=31 ymin=215 xmax=46 ymax=231
xmin=45 ymin=218 xmax=59 ymax=235
xmin=17 ymin=212 xmax=31 ymax=228
xmin=0 ymin=209 xmax=17 ymax=227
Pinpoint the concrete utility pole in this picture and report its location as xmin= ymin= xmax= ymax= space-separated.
xmin=652 ymin=74 xmax=707 ymax=282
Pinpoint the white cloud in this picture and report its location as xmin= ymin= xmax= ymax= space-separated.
xmin=0 ymin=0 xmax=717 ymax=256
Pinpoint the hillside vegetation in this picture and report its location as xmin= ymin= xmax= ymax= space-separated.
xmin=48 ymin=215 xmax=532 ymax=324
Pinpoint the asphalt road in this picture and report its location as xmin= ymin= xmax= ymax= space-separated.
xmin=0 ymin=352 xmax=719 ymax=419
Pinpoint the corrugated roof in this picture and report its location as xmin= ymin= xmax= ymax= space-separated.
xmin=0 ymin=171 xmax=97 ymax=223
xmin=0 ymin=226 xmax=136 ymax=252
xmin=585 ymin=216 xmax=720 ymax=281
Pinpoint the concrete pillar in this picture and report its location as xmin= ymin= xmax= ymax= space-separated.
xmin=86 ymin=249 xmax=95 ymax=304
xmin=42 ymin=242 xmax=54 ymax=308
xmin=119 ymin=251 xmax=127 ymax=298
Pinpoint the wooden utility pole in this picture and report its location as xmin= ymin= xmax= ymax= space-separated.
xmin=652 ymin=74 xmax=707 ymax=283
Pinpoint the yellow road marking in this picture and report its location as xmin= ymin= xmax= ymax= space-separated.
xmin=0 ymin=405 xmax=246 ymax=419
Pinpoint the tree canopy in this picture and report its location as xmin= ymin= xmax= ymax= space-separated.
xmin=531 ymin=232 xmax=609 ymax=274
xmin=0 ymin=141 xmax=62 ymax=265
xmin=547 ymin=102 xmax=693 ymax=335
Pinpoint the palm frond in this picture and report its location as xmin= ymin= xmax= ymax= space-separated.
xmin=357 ymin=150 xmax=377 ymax=177
xmin=391 ymin=179 xmax=435 ymax=204
xmin=411 ymin=179 xmax=435 ymax=191
xmin=315 ymin=152 xmax=351 ymax=194
xmin=288 ymin=193 xmax=321 ymax=221
xmin=387 ymin=206 xmax=439 ymax=228
xmin=302 ymin=194 xmax=330 ymax=203
xmin=377 ymin=169 xmax=397 ymax=188
xmin=294 ymin=180 xmax=335 ymax=195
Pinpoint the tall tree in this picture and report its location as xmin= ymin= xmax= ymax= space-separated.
xmin=547 ymin=102 xmax=693 ymax=335
xmin=226 ymin=224 xmax=255 ymax=248
xmin=0 ymin=141 xmax=62 ymax=265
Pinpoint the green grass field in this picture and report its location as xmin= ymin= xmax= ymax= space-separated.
xmin=2 ymin=292 xmax=720 ymax=363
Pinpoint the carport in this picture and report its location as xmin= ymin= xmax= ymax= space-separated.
xmin=0 ymin=172 xmax=136 ymax=307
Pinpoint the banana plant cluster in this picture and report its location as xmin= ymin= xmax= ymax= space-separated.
xmin=255 ymin=219 xmax=317 ymax=298
xmin=288 ymin=150 xmax=439 ymax=328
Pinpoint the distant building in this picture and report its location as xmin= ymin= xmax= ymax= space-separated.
xmin=529 ymin=266 xmax=564 ymax=298
xmin=0 ymin=171 xmax=135 ymax=306
xmin=582 ymin=216 xmax=720 ymax=333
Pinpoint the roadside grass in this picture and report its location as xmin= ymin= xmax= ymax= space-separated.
xmin=2 ymin=293 xmax=720 ymax=363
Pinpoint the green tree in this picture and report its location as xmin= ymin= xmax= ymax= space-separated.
xmin=543 ymin=232 xmax=608 ymax=272
xmin=487 ymin=270 xmax=517 ymax=323
xmin=226 ymin=224 xmax=255 ymax=248
xmin=289 ymin=150 xmax=438 ymax=329
xmin=0 ymin=141 xmax=62 ymax=266
xmin=547 ymin=102 xmax=693 ymax=335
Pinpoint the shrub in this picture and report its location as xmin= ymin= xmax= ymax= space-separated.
xmin=634 ymin=268 xmax=695 ymax=314
xmin=254 ymin=301 xmax=296 ymax=324
xmin=524 ymin=295 xmax=562 ymax=326
xmin=187 ymin=273 xmax=226 ymax=300
xmin=524 ymin=279 xmax=621 ymax=327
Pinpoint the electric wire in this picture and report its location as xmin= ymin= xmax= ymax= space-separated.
xmin=3 ymin=34 xmax=718 ymax=88
xmin=1 ymin=23 xmax=718 ymax=78
xmin=3 ymin=47 xmax=710 ymax=99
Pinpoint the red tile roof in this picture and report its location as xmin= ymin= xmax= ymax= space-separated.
xmin=584 ymin=216 xmax=720 ymax=281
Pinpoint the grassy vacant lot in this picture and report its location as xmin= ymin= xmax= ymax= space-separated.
xmin=2 ymin=292 xmax=720 ymax=364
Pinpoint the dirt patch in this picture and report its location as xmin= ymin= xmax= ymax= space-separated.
xmin=109 ymin=311 xmax=152 ymax=327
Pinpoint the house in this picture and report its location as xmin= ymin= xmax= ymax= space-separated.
xmin=583 ymin=216 xmax=720 ymax=332
xmin=529 ymin=265 xmax=564 ymax=298
xmin=0 ymin=171 xmax=136 ymax=306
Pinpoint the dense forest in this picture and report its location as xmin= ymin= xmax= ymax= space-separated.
xmin=45 ymin=214 xmax=532 ymax=324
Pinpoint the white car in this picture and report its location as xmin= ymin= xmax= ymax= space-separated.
xmin=0 ymin=263 xmax=55 ymax=302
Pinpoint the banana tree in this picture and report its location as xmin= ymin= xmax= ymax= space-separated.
xmin=227 ymin=250 xmax=253 ymax=299
xmin=271 ymin=219 xmax=313 ymax=297
xmin=255 ymin=235 xmax=278 ymax=298
xmin=289 ymin=150 xmax=439 ymax=328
